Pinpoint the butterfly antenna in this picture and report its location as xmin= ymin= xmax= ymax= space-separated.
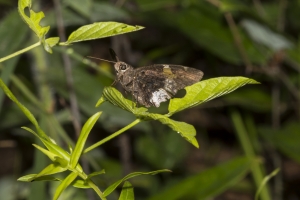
xmin=87 ymin=56 xmax=116 ymax=64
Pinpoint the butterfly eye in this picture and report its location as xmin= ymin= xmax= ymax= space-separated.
xmin=120 ymin=64 xmax=127 ymax=70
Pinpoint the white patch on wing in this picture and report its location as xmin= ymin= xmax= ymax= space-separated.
xmin=163 ymin=65 xmax=169 ymax=68
xmin=164 ymin=79 xmax=178 ymax=94
xmin=150 ymin=88 xmax=171 ymax=107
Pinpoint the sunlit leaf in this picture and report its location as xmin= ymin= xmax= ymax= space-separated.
xmin=18 ymin=174 xmax=61 ymax=182
xmin=119 ymin=181 xmax=134 ymax=200
xmin=53 ymin=172 xmax=78 ymax=200
xmin=103 ymin=169 xmax=171 ymax=197
xmin=18 ymin=0 xmax=50 ymax=39
xmin=70 ymin=112 xmax=102 ymax=168
xmin=63 ymin=22 xmax=144 ymax=44
xmin=72 ymin=179 xmax=91 ymax=189
xmin=168 ymin=77 xmax=259 ymax=115
xmin=99 ymin=87 xmax=198 ymax=147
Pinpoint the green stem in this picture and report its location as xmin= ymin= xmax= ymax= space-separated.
xmin=230 ymin=109 xmax=271 ymax=200
xmin=0 ymin=41 xmax=41 ymax=63
xmin=84 ymin=119 xmax=141 ymax=154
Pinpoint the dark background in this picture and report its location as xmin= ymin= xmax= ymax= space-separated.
xmin=0 ymin=0 xmax=299 ymax=199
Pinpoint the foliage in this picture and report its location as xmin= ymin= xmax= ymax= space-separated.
xmin=0 ymin=0 xmax=296 ymax=199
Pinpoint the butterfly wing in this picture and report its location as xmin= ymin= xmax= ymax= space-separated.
xmin=133 ymin=64 xmax=203 ymax=107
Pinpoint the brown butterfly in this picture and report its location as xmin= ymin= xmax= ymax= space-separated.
xmin=88 ymin=49 xmax=204 ymax=107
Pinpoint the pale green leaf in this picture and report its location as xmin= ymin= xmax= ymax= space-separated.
xmin=70 ymin=112 xmax=102 ymax=168
xmin=23 ymin=163 xmax=66 ymax=182
xmin=168 ymin=77 xmax=259 ymax=115
xmin=53 ymin=172 xmax=78 ymax=200
xmin=72 ymin=179 xmax=91 ymax=189
xmin=255 ymin=168 xmax=280 ymax=200
xmin=43 ymin=37 xmax=60 ymax=53
xmin=119 ymin=181 xmax=134 ymax=200
xmin=103 ymin=169 xmax=171 ymax=197
xmin=18 ymin=174 xmax=61 ymax=182
xmin=18 ymin=0 xmax=50 ymax=39
xmin=32 ymin=144 xmax=61 ymax=162
xmin=63 ymin=22 xmax=144 ymax=44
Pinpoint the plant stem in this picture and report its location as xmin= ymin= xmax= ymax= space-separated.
xmin=0 ymin=41 xmax=41 ymax=63
xmin=84 ymin=119 xmax=141 ymax=154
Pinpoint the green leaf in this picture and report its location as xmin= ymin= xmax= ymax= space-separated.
xmin=63 ymin=22 xmax=144 ymax=45
xmin=32 ymin=144 xmax=62 ymax=162
xmin=119 ymin=181 xmax=134 ymax=200
xmin=18 ymin=174 xmax=61 ymax=182
xmin=100 ymin=87 xmax=198 ymax=147
xmin=18 ymin=0 xmax=50 ymax=39
xmin=100 ymin=86 xmax=148 ymax=114
xmin=72 ymin=180 xmax=91 ymax=189
xmin=43 ymin=37 xmax=60 ymax=53
xmin=255 ymin=168 xmax=280 ymax=200
xmin=88 ymin=169 xmax=106 ymax=179
xmin=168 ymin=77 xmax=259 ymax=115
xmin=23 ymin=163 xmax=67 ymax=182
xmin=141 ymin=113 xmax=198 ymax=148
xmin=149 ymin=157 xmax=252 ymax=200
xmin=53 ymin=172 xmax=78 ymax=200
xmin=70 ymin=112 xmax=102 ymax=168
xmin=0 ymin=79 xmax=49 ymax=139
xmin=103 ymin=169 xmax=171 ymax=197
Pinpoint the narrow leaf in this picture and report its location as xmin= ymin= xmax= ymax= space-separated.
xmin=32 ymin=144 xmax=61 ymax=162
xmin=255 ymin=168 xmax=280 ymax=200
xmin=64 ymin=22 xmax=144 ymax=44
xmin=53 ymin=172 xmax=78 ymax=200
xmin=18 ymin=0 xmax=50 ymax=39
xmin=25 ymin=163 xmax=66 ymax=182
xmin=119 ymin=181 xmax=134 ymax=200
xmin=72 ymin=180 xmax=91 ymax=189
xmin=70 ymin=112 xmax=102 ymax=168
xmin=103 ymin=169 xmax=171 ymax=197
xmin=88 ymin=169 xmax=106 ymax=179
xmin=18 ymin=174 xmax=61 ymax=182
xmin=0 ymin=79 xmax=49 ymax=139
xmin=168 ymin=77 xmax=259 ymax=115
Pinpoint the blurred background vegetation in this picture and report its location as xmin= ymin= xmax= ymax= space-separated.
xmin=0 ymin=0 xmax=299 ymax=199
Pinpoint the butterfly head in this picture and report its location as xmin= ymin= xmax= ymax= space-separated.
xmin=114 ymin=62 xmax=133 ymax=76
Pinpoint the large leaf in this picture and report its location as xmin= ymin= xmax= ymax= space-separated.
xmin=103 ymin=169 xmax=171 ymax=197
xmin=99 ymin=87 xmax=198 ymax=147
xmin=70 ymin=112 xmax=102 ymax=168
xmin=63 ymin=22 xmax=144 ymax=44
xmin=148 ymin=157 xmax=253 ymax=200
xmin=18 ymin=0 xmax=50 ymax=39
xmin=168 ymin=77 xmax=259 ymax=115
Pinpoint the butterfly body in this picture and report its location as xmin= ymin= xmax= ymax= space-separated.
xmin=114 ymin=62 xmax=204 ymax=107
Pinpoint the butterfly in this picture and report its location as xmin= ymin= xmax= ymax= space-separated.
xmin=88 ymin=49 xmax=204 ymax=107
